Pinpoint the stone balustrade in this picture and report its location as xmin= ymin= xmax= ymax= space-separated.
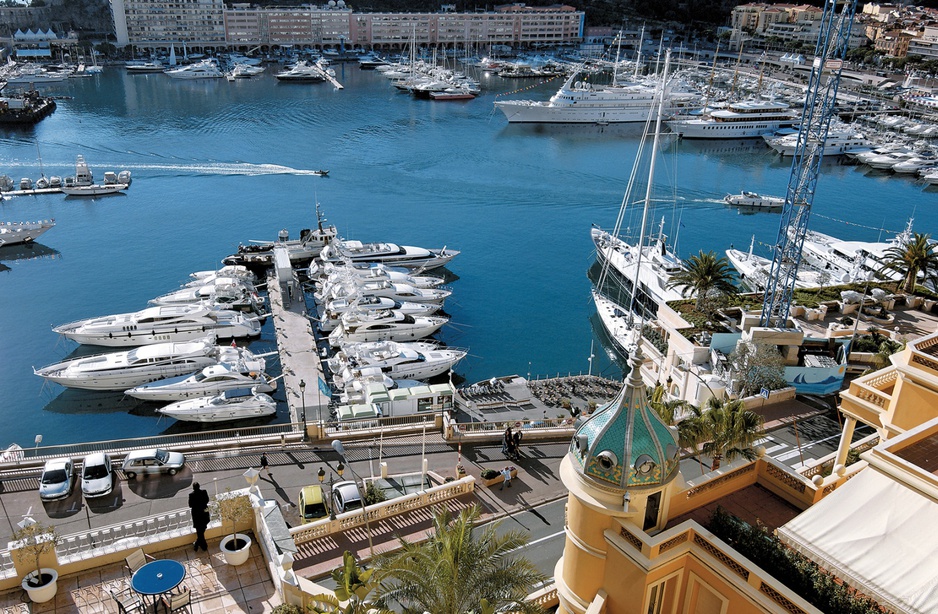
xmin=290 ymin=476 xmax=475 ymax=545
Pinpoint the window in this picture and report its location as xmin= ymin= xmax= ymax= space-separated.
xmin=644 ymin=569 xmax=681 ymax=614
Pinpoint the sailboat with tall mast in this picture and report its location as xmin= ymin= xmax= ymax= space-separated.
xmin=591 ymin=51 xmax=685 ymax=356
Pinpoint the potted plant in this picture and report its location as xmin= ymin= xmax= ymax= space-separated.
xmin=12 ymin=521 xmax=60 ymax=603
xmin=212 ymin=489 xmax=254 ymax=566
xmin=480 ymin=467 xmax=517 ymax=488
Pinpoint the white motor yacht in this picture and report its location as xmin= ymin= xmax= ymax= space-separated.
xmin=798 ymin=221 xmax=915 ymax=284
xmin=726 ymin=237 xmax=848 ymax=293
xmin=33 ymin=338 xmax=220 ymax=390
xmin=495 ymin=67 xmax=697 ymax=124
xmin=316 ymin=278 xmax=451 ymax=305
xmin=126 ymin=362 xmax=276 ymax=401
xmin=329 ymin=340 xmax=466 ymax=386
xmin=723 ymin=191 xmax=785 ymax=211
xmin=157 ymin=388 xmax=277 ymax=423
xmin=318 ymin=239 xmax=458 ymax=271
xmin=125 ymin=61 xmax=166 ymax=73
xmin=308 ymin=261 xmax=444 ymax=288
xmin=0 ymin=219 xmax=55 ymax=246
xmin=327 ymin=310 xmax=449 ymax=346
xmin=892 ymin=151 xmax=938 ymax=174
xmin=187 ymin=265 xmax=257 ymax=287
xmin=224 ymin=210 xmax=338 ymax=267
xmin=763 ymin=127 xmax=871 ymax=157
xmin=164 ymin=60 xmax=223 ymax=79
xmin=149 ymin=277 xmax=262 ymax=312
xmin=275 ymin=61 xmax=328 ymax=82
xmin=228 ymin=64 xmax=265 ymax=79
xmin=667 ymin=99 xmax=799 ymax=139
xmin=317 ymin=296 xmax=438 ymax=332
xmin=53 ymin=304 xmax=262 ymax=347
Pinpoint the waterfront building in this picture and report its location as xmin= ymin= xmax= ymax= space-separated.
xmin=553 ymin=330 xmax=938 ymax=613
xmin=108 ymin=0 xmax=583 ymax=52
xmin=728 ymin=2 xmax=865 ymax=50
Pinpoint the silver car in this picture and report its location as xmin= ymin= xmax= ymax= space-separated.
xmin=39 ymin=458 xmax=74 ymax=501
xmin=331 ymin=480 xmax=363 ymax=514
xmin=121 ymin=448 xmax=186 ymax=479
xmin=81 ymin=452 xmax=113 ymax=498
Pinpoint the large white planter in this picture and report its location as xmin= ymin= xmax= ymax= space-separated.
xmin=219 ymin=533 xmax=252 ymax=566
xmin=22 ymin=568 xmax=58 ymax=603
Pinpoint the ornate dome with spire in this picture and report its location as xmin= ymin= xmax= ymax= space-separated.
xmin=570 ymin=347 xmax=680 ymax=491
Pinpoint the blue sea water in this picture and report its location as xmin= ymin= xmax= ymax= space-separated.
xmin=1 ymin=65 xmax=935 ymax=448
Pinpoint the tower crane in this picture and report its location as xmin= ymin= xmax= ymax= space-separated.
xmin=760 ymin=0 xmax=859 ymax=327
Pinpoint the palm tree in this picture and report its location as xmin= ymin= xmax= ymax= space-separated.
xmin=677 ymin=397 xmax=765 ymax=472
xmin=667 ymin=250 xmax=737 ymax=311
xmin=879 ymin=232 xmax=938 ymax=294
xmin=375 ymin=505 xmax=545 ymax=614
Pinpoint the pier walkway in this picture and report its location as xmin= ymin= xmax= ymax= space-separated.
xmin=266 ymin=260 xmax=327 ymax=439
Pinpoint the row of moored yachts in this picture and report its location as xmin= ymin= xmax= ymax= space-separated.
xmin=34 ymin=219 xmax=465 ymax=422
xmin=305 ymin=239 xmax=465 ymax=407
xmin=35 ymin=265 xmax=278 ymax=423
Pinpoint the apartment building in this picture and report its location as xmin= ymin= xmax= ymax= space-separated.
xmin=108 ymin=0 xmax=583 ymax=52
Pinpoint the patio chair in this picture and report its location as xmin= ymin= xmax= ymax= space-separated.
xmin=109 ymin=587 xmax=144 ymax=614
xmin=124 ymin=548 xmax=154 ymax=576
xmin=161 ymin=586 xmax=191 ymax=613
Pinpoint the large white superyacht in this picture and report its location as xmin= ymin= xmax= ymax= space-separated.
xmin=667 ymin=99 xmax=798 ymax=139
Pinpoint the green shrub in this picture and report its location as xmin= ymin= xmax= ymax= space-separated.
xmin=363 ymin=482 xmax=387 ymax=505
xmin=480 ymin=469 xmax=500 ymax=480
xmin=271 ymin=605 xmax=302 ymax=614
xmin=708 ymin=507 xmax=881 ymax=613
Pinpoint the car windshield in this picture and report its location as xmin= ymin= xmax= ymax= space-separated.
xmin=342 ymin=496 xmax=362 ymax=511
xmin=155 ymin=449 xmax=169 ymax=463
xmin=83 ymin=465 xmax=109 ymax=480
xmin=302 ymin=502 xmax=327 ymax=519
xmin=41 ymin=470 xmax=67 ymax=484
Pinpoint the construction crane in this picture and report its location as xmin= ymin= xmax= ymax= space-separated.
xmin=759 ymin=0 xmax=859 ymax=327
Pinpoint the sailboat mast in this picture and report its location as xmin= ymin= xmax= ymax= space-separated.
xmin=627 ymin=50 xmax=671 ymax=325
xmin=612 ymin=30 xmax=622 ymax=85
xmin=633 ymin=25 xmax=644 ymax=81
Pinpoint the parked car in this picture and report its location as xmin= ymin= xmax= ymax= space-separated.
xmin=121 ymin=448 xmax=185 ymax=479
xmin=80 ymin=452 xmax=113 ymax=498
xmin=331 ymin=480 xmax=362 ymax=514
xmin=39 ymin=458 xmax=74 ymax=501
xmin=298 ymin=485 xmax=330 ymax=523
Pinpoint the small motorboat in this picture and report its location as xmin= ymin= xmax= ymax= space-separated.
xmin=157 ymin=388 xmax=277 ymax=422
xmin=316 ymin=296 xmax=439 ymax=332
xmin=313 ymin=170 xmax=329 ymax=176
xmin=149 ymin=277 xmax=263 ymax=313
xmin=723 ymin=191 xmax=785 ymax=211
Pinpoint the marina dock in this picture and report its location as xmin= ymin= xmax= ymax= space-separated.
xmin=267 ymin=247 xmax=328 ymax=439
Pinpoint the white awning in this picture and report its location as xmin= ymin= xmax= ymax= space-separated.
xmin=777 ymin=469 xmax=938 ymax=613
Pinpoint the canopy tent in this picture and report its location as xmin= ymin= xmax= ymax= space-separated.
xmin=777 ymin=468 xmax=938 ymax=613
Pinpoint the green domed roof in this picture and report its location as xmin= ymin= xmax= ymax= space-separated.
xmin=570 ymin=347 xmax=679 ymax=491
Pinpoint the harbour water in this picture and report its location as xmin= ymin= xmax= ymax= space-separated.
xmin=1 ymin=65 xmax=935 ymax=448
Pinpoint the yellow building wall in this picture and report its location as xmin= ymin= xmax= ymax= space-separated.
xmin=889 ymin=377 xmax=938 ymax=432
xmin=562 ymin=497 xmax=616 ymax=602
xmin=597 ymin=546 xmax=777 ymax=614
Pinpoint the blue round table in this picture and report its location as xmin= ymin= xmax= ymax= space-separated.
xmin=131 ymin=559 xmax=186 ymax=607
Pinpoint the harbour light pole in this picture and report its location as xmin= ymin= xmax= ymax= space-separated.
xmin=299 ymin=379 xmax=307 ymax=442
xmin=332 ymin=440 xmax=375 ymax=558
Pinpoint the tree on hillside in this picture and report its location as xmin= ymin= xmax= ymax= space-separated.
xmin=878 ymin=232 xmax=938 ymax=294
xmin=667 ymin=250 xmax=737 ymax=311
xmin=375 ymin=505 xmax=545 ymax=614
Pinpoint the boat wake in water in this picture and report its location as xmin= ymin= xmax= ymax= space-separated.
xmin=1 ymin=161 xmax=325 ymax=177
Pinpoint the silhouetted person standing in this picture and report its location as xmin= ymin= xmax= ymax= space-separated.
xmin=189 ymin=482 xmax=210 ymax=552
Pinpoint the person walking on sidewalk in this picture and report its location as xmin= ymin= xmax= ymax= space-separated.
xmin=188 ymin=482 xmax=210 ymax=552
xmin=260 ymin=452 xmax=270 ymax=476
xmin=500 ymin=467 xmax=513 ymax=490
xmin=513 ymin=429 xmax=523 ymax=458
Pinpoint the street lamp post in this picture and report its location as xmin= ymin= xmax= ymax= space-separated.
xmin=299 ymin=379 xmax=308 ymax=442
xmin=332 ymin=440 xmax=375 ymax=558
xmin=318 ymin=466 xmax=336 ymax=520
